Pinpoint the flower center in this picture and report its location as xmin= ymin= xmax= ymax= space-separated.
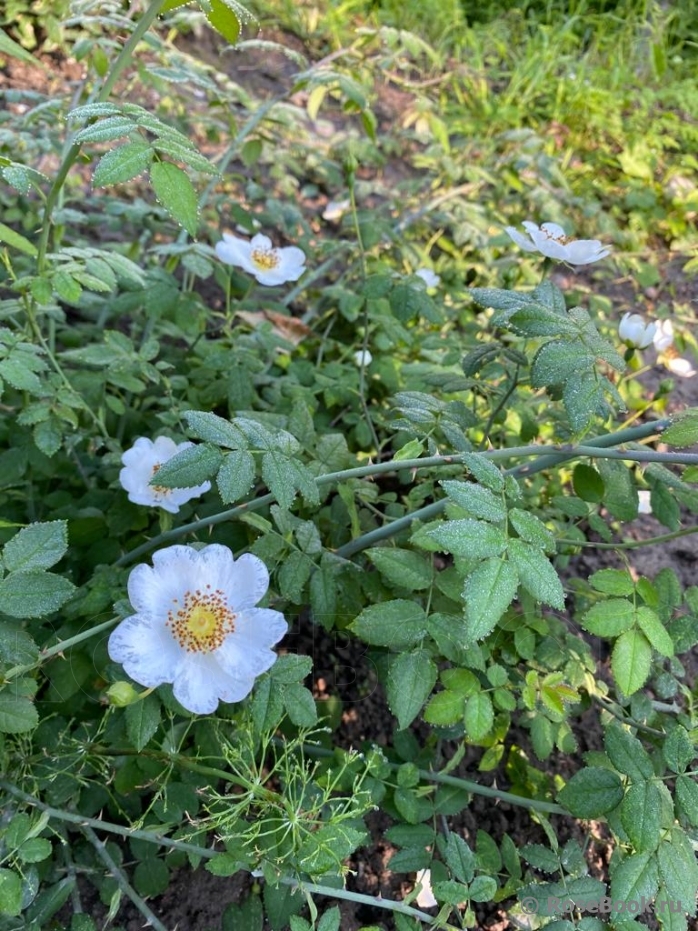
xmin=167 ymin=586 xmax=236 ymax=653
xmin=543 ymin=229 xmax=571 ymax=245
xmin=251 ymin=248 xmax=280 ymax=271
xmin=150 ymin=463 xmax=171 ymax=497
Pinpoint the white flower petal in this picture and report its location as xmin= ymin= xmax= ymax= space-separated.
xmin=619 ymin=313 xmax=657 ymax=349
xmin=505 ymin=221 xmax=610 ymax=265
xmin=108 ymin=614 xmax=181 ymax=687
xmin=667 ymin=357 xmax=697 ymax=378
xmin=353 ymin=349 xmax=373 ymax=367
xmin=637 ymin=490 xmax=652 ymax=515
xmin=119 ymin=437 xmax=209 ymax=512
xmin=504 ymin=225 xmax=537 ymax=252
xmin=215 ymin=233 xmax=253 ymax=268
xmin=563 ymin=239 xmax=610 ymax=265
xmin=415 ymin=869 xmax=438 ymax=909
xmin=222 ymin=552 xmax=270 ymax=609
xmin=173 ymin=654 xmax=255 ymax=714
xmin=216 ymin=232 xmax=306 ymax=286
xmin=653 ymin=319 xmax=674 ymax=351
xmin=415 ymin=268 xmax=440 ymax=288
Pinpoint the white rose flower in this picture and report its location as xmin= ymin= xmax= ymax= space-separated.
xmin=108 ymin=545 xmax=288 ymax=714
xmin=504 ymin=221 xmax=611 ymax=265
xmin=120 ymin=437 xmax=211 ymax=514
xmin=415 ymin=268 xmax=440 ymax=288
xmin=667 ymin=356 xmax=697 ymax=378
xmin=353 ymin=349 xmax=373 ymax=367
xmin=618 ymin=313 xmax=657 ymax=349
xmin=637 ymin=490 xmax=652 ymax=515
xmin=653 ymin=319 xmax=674 ymax=352
xmin=215 ymin=232 xmax=306 ymax=286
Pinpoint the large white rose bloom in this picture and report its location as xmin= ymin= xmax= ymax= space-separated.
xmin=119 ymin=436 xmax=211 ymax=514
xmin=504 ymin=221 xmax=610 ymax=265
xmin=215 ymin=232 xmax=306 ymax=286
xmin=108 ymin=545 xmax=288 ymax=714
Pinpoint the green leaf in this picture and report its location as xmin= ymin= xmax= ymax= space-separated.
xmin=73 ymin=115 xmax=137 ymax=144
xmin=589 ymin=569 xmax=635 ymax=596
xmin=0 ymin=357 xmax=42 ymax=391
xmin=0 ymin=624 xmax=39 ymax=666
xmin=150 ymin=161 xmax=199 ymax=237
xmin=134 ymin=859 xmax=169 ymax=897
xmin=663 ymin=411 xmax=698 ymax=448
xmin=676 ymin=774 xmax=698 ymax=826
xmin=386 ymin=650 xmax=437 ymax=730
xmin=93 ymin=140 xmax=153 ymax=187
xmin=217 ymin=449 xmax=256 ymax=503
xmin=125 ymin=694 xmax=161 ymax=751
xmin=573 ymin=463 xmax=605 ymax=503
xmin=262 ymin=452 xmax=319 ymax=509
xmin=621 ymin=782 xmax=663 ymax=852
xmin=464 ymin=691 xmax=494 ymax=740
xmin=281 ymin=683 xmax=317 ymax=727
xmin=531 ymin=340 xmax=595 ymax=387
xmin=605 ymin=723 xmax=654 ymax=780
xmin=426 ymin=519 xmax=507 ymax=558
xmin=581 ymin=599 xmax=636 ymax=637
xmin=612 ymin=629 xmax=652 ymax=696
xmin=270 ymin=654 xmax=312 ymax=684
xmin=206 ymin=0 xmax=241 ymax=44
xmin=444 ymin=833 xmax=476 ymax=884
xmin=0 ymin=686 xmax=38 ymax=734
xmin=17 ymin=837 xmax=52 ymax=864
xmin=0 ymin=868 xmax=22 ymax=917
xmin=0 ymin=221 xmax=38 ymax=257
xmin=506 ymin=539 xmax=564 ymax=608
xmin=664 ymin=727 xmax=695 ymax=775
xmin=222 ymin=894 xmax=264 ymax=931
xmin=521 ymin=844 xmax=559 ymax=874
xmin=149 ymin=443 xmax=222 ymax=488
xmin=461 ymin=453 xmax=505 ymax=492
xmin=318 ymin=906 xmax=341 ymax=931
xmin=468 ymin=874 xmax=498 ymax=902
xmin=657 ymin=830 xmax=698 ymax=916
xmin=463 ymin=557 xmax=519 ymax=641
xmin=423 ymin=690 xmax=465 ymax=726
xmin=508 ymin=508 xmax=555 ymax=551
xmin=636 ymin=607 xmax=674 ymax=657
xmin=610 ymin=851 xmax=659 ymax=909
xmin=469 ymin=287 xmax=538 ymax=317
xmin=558 ymin=767 xmax=624 ymax=818
xmin=530 ymin=715 xmax=555 ymax=760
xmin=0 ymin=29 xmax=45 ymax=66
xmin=0 ymin=570 xmax=75 ymax=618
xmin=3 ymin=521 xmax=68 ymax=572
xmin=563 ymin=372 xmax=606 ymax=433
xmin=184 ymin=410 xmax=247 ymax=447
xmin=509 ymin=305 xmax=578 ymax=337
xmin=597 ymin=458 xmax=638 ymax=521
xmin=441 ymin=481 xmax=507 ymax=522
xmin=349 ymin=600 xmax=427 ymax=648
xmin=367 ymin=548 xmax=432 ymax=591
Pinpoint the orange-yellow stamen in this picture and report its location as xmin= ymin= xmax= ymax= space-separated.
xmin=251 ymin=248 xmax=280 ymax=271
xmin=150 ymin=463 xmax=171 ymax=496
xmin=167 ymin=585 xmax=236 ymax=653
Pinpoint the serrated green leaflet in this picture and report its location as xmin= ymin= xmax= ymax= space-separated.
xmin=605 ymin=723 xmax=653 ymax=780
xmin=0 ymin=571 xmax=75 ymax=619
xmin=441 ymin=480 xmax=507 ymax=522
xmin=620 ymin=781 xmax=663 ymax=852
xmin=150 ymin=161 xmax=199 ymax=237
xmin=0 ymin=221 xmax=38 ymax=257
xmin=349 ymin=600 xmax=427 ymax=648
xmin=612 ymin=629 xmax=652 ymax=696
xmin=464 ymin=691 xmax=493 ymax=740
xmin=636 ymin=606 xmax=674 ymax=657
xmin=93 ymin=140 xmax=153 ymax=187
xmin=582 ymin=599 xmax=636 ymax=637
xmin=386 ymin=650 xmax=437 ymax=729
xmin=367 ymin=548 xmax=432 ymax=591
xmin=662 ymin=410 xmax=698 ymax=448
xmin=506 ymin=539 xmax=564 ymax=608
xmin=150 ymin=443 xmax=222 ymax=488
xmin=426 ymin=519 xmax=506 ymax=558
xmin=558 ymin=767 xmax=623 ymax=817
xmin=3 ymin=521 xmax=68 ymax=572
xmin=464 ymin=557 xmax=519 ymax=641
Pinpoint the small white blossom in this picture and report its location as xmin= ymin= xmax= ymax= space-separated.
xmin=667 ymin=356 xmax=697 ymax=378
xmin=120 ymin=437 xmax=211 ymax=514
xmin=415 ymin=869 xmax=438 ymax=909
xmin=653 ymin=319 xmax=674 ymax=352
xmin=353 ymin=349 xmax=373 ymax=367
xmin=638 ymin=490 xmax=652 ymax=515
xmin=618 ymin=313 xmax=657 ymax=349
xmin=108 ymin=544 xmax=287 ymax=715
xmin=322 ymin=199 xmax=350 ymax=221
xmin=415 ymin=268 xmax=440 ymax=288
xmin=215 ymin=232 xmax=306 ymax=286
xmin=504 ymin=221 xmax=611 ymax=265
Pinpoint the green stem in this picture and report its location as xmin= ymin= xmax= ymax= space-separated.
xmin=3 ymin=616 xmax=119 ymax=682
xmin=558 ymin=525 xmax=698 ymax=551
xmin=336 ymin=419 xmax=669 ymax=558
xmin=117 ymin=419 xmax=670 ymax=566
xmin=36 ymin=0 xmax=166 ymax=273
xmin=82 ymin=824 xmax=169 ymax=931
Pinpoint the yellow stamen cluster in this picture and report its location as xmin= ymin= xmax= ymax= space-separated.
xmin=251 ymin=248 xmax=280 ymax=270
xmin=542 ymin=229 xmax=571 ymax=245
xmin=150 ymin=463 xmax=172 ymax=497
xmin=167 ymin=585 xmax=236 ymax=653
